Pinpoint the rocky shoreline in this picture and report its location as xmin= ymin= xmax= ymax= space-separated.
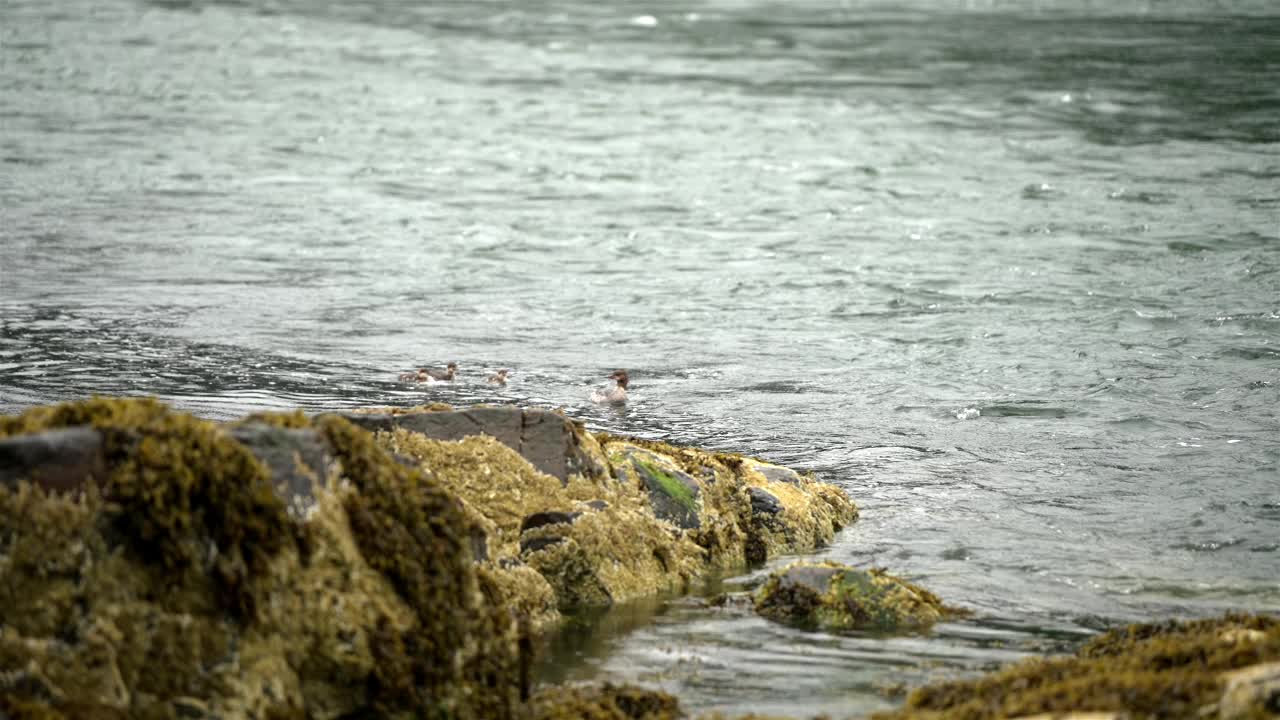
xmin=1 ymin=398 xmax=1276 ymax=719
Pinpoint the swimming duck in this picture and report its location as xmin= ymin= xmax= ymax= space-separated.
xmin=423 ymin=362 xmax=458 ymax=383
xmin=487 ymin=368 xmax=510 ymax=385
xmin=590 ymin=369 xmax=629 ymax=404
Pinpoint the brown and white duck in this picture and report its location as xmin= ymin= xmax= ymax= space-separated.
xmin=399 ymin=362 xmax=457 ymax=383
xmin=590 ymin=369 xmax=629 ymax=404
xmin=423 ymin=362 xmax=458 ymax=383
xmin=487 ymin=368 xmax=510 ymax=385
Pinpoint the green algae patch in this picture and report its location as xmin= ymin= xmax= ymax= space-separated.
xmin=0 ymin=397 xmax=292 ymax=619
xmin=633 ymin=456 xmax=698 ymax=515
xmin=754 ymin=561 xmax=959 ymax=633
xmin=875 ymin=613 xmax=1280 ymax=720
xmin=605 ymin=441 xmax=749 ymax=569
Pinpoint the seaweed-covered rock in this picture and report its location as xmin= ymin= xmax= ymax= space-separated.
xmin=602 ymin=439 xmax=751 ymax=569
xmin=599 ymin=436 xmax=857 ymax=569
xmin=376 ymin=428 xmax=704 ymax=611
xmin=754 ymin=561 xmax=957 ymax=633
xmin=0 ymin=398 xmax=523 ymax=720
xmin=738 ymin=459 xmax=857 ymax=565
xmin=524 ymin=682 xmax=683 ymax=720
xmin=876 ymin=613 xmax=1280 ymax=720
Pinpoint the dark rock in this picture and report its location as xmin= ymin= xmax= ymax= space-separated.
xmin=584 ymin=500 xmax=609 ymax=512
xmin=748 ymin=487 xmax=783 ymax=516
xmin=0 ymin=426 xmax=107 ymax=493
xmin=228 ymin=424 xmax=331 ymax=517
xmin=519 ymin=536 xmax=566 ymax=555
xmin=470 ymin=525 xmax=489 ymax=563
xmin=520 ymin=511 xmax=581 ymax=533
xmin=337 ymin=407 xmax=604 ymax=481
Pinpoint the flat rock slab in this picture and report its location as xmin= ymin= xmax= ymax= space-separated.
xmin=335 ymin=407 xmax=602 ymax=481
xmin=0 ymin=426 xmax=108 ymax=493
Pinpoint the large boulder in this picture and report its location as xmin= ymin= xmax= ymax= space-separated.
xmin=0 ymin=399 xmax=523 ymax=720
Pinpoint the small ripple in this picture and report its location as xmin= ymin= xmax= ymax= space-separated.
xmin=1169 ymin=538 xmax=1245 ymax=553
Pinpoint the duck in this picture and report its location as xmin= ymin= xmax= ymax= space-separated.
xmin=590 ymin=369 xmax=629 ymax=404
xmin=487 ymin=368 xmax=510 ymax=385
xmin=423 ymin=362 xmax=458 ymax=383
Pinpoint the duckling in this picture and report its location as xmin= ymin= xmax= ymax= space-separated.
xmin=398 ymin=368 xmax=428 ymax=382
xmin=487 ymin=368 xmax=510 ymax=385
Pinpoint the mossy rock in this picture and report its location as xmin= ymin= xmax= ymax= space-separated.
xmin=602 ymin=439 xmax=752 ymax=570
xmin=0 ymin=397 xmax=296 ymax=619
xmin=524 ymin=682 xmax=683 ymax=720
xmin=0 ymin=399 xmax=524 ymax=719
xmin=380 ymin=428 xmax=704 ymax=611
xmin=876 ymin=613 xmax=1280 ymax=720
xmin=754 ymin=561 xmax=959 ymax=633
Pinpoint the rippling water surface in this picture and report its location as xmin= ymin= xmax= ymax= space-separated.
xmin=2 ymin=0 xmax=1278 ymax=715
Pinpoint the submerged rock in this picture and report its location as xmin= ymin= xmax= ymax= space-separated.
xmin=754 ymin=561 xmax=958 ymax=633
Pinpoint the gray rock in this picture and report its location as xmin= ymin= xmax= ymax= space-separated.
xmin=748 ymin=487 xmax=783 ymax=516
xmin=336 ymin=407 xmax=604 ymax=481
xmin=755 ymin=463 xmax=803 ymax=485
xmin=228 ymin=423 xmax=331 ymax=517
xmin=0 ymin=426 xmax=107 ymax=493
